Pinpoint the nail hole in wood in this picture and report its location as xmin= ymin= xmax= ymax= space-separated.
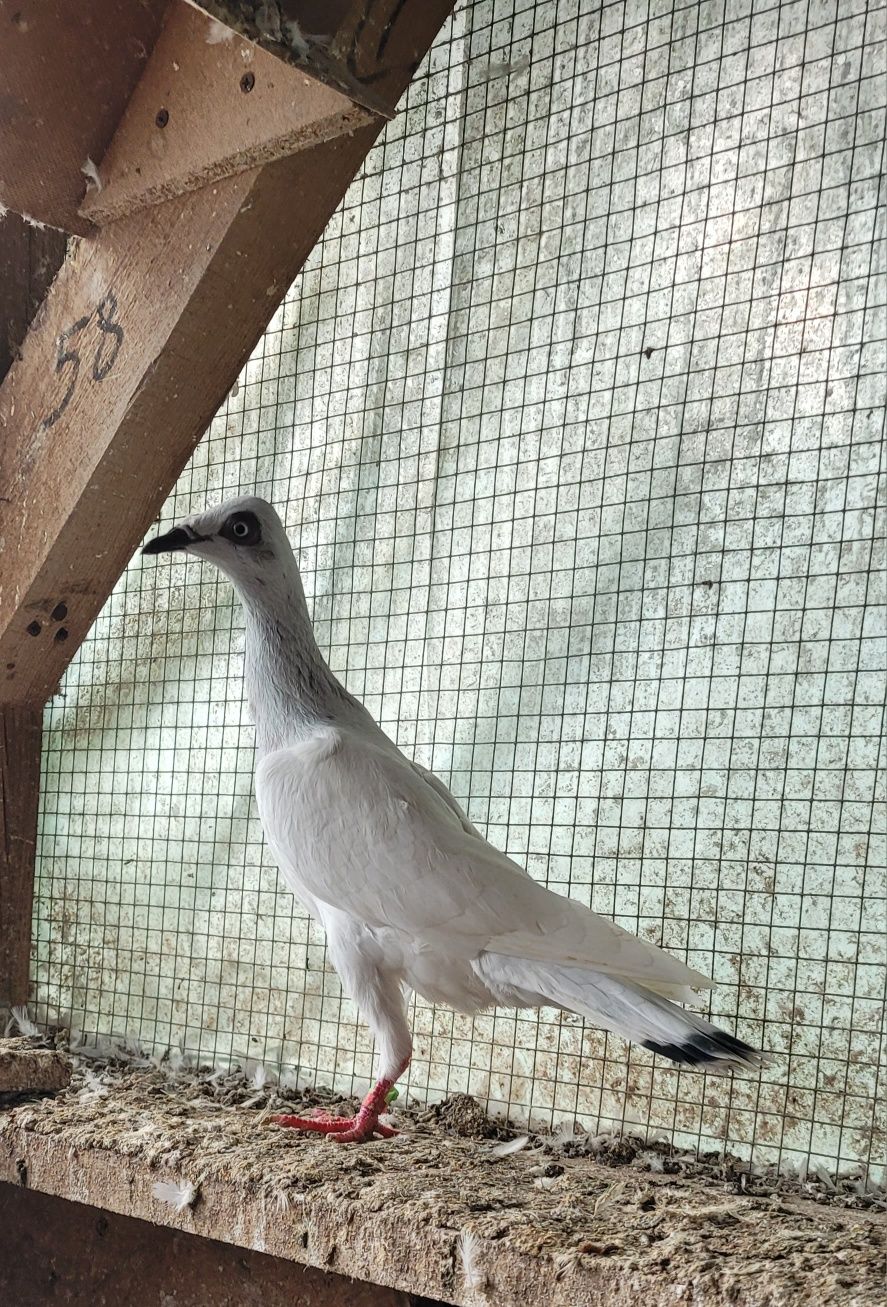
xmin=155 ymin=108 xmax=169 ymax=128
xmin=240 ymin=72 xmax=255 ymax=93
xmin=51 ymin=602 xmax=68 ymax=621
xmin=54 ymin=627 xmax=69 ymax=642
xmin=26 ymin=620 xmax=41 ymax=636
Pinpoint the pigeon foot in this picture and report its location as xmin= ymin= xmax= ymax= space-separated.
xmin=270 ymin=1059 xmax=408 ymax=1144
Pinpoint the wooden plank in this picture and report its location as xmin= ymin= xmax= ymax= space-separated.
xmin=0 ymin=0 xmax=170 ymax=234
xmin=80 ymin=0 xmax=376 ymax=225
xmin=0 ymin=1040 xmax=71 ymax=1094
xmin=1 ymin=1077 xmax=884 ymax=1306
xmin=0 ymin=708 xmax=42 ymax=1014
xmin=0 ymin=215 xmax=67 ymax=383
xmin=3 ymin=1187 xmax=413 ymax=1307
xmin=0 ymin=0 xmax=457 ymax=705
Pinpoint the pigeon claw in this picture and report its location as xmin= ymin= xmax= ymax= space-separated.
xmin=269 ymin=1109 xmax=396 ymax=1142
xmin=270 ymin=1110 xmax=354 ymax=1133
xmin=331 ymin=1116 xmax=398 ymax=1143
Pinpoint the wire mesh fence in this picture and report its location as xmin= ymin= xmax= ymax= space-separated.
xmin=32 ymin=0 xmax=886 ymax=1183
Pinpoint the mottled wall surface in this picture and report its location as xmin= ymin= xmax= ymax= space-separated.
xmin=33 ymin=0 xmax=886 ymax=1181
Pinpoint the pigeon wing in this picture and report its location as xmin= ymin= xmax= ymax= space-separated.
xmin=255 ymin=728 xmax=712 ymax=992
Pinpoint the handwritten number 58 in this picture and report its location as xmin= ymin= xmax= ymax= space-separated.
xmin=42 ymin=292 xmax=124 ymax=430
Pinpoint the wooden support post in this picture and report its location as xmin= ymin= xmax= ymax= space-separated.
xmin=0 ymin=0 xmax=455 ymax=1015
xmin=0 ymin=708 xmax=42 ymax=1015
xmin=0 ymin=216 xmax=66 ymax=1020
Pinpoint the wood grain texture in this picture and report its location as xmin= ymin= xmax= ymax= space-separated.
xmin=0 ymin=0 xmax=170 ymax=234
xmin=0 ymin=0 xmax=457 ymax=705
xmin=0 ymin=707 xmax=42 ymax=1013
xmin=80 ymin=0 xmax=376 ymax=225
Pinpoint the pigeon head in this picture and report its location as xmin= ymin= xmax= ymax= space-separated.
xmin=142 ymin=495 xmax=297 ymax=593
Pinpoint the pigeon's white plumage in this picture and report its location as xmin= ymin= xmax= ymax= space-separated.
xmin=144 ymin=496 xmax=765 ymax=1141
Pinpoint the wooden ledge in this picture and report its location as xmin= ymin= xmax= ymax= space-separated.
xmin=0 ymin=1065 xmax=883 ymax=1306
xmin=0 ymin=1038 xmax=71 ymax=1093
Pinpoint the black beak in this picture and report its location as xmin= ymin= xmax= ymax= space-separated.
xmin=141 ymin=527 xmax=193 ymax=556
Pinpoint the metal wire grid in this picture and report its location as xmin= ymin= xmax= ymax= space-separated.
xmin=32 ymin=0 xmax=886 ymax=1182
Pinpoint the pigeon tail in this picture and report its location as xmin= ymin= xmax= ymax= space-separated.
xmin=474 ymin=953 xmax=767 ymax=1073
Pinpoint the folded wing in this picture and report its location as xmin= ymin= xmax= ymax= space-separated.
xmin=256 ymin=729 xmax=712 ymax=994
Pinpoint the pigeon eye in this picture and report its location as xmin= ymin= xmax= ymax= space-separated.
xmin=223 ymin=511 xmax=262 ymax=546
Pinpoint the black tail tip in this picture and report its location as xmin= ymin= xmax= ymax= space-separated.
xmin=643 ymin=1029 xmax=768 ymax=1072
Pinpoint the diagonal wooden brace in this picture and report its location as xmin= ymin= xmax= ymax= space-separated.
xmin=0 ymin=0 xmax=457 ymax=1020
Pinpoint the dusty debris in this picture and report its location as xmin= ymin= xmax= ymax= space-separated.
xmin=417 ymin=1091 xmax=509 ymax=1140
xmin=0 ymin=1054 xmax=883 ymax=1306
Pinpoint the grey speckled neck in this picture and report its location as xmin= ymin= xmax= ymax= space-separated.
xmin=238 ymin=585 xmax=377 ymax=759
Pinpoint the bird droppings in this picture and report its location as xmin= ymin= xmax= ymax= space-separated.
xmin=0 ymin=1051 xmax=883 ymax=1307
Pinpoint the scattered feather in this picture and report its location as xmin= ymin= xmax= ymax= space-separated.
xmin=636 ymin=1149 xmax=666 ymax=1173
xmin=272 ymin=1187 xmax=305 ymax=1213
xmin=73 ymin=1034 xmax=122 ymax=1061
xmin=282 ymin=18 xmax=309 ymax=58
xmin=19 ymin=210 xmax=48 ymax=230
xmin=167 ymin=1044 xmax=193 ymax=1073
xmin=152 ymin=1179 xmax=198 ymax=1212
xmin=6 ymin=1005 xmax=40 ymax=1037
xmin=205 ymin=17 xmax=235 ymax=43
xmin=250 ymin=1061 xmax=271 ymax=1090
xmin=457 ymin=1229 xmax=487 ymax=1295
xmin=81 ymin=157 xmax=102 ymax=192
xmin=254 ymin=0 xmax=283 ymax=43
xmin=554 ymin=1248 xmax=581 ymax=1280
xmin=489 ymin=1134 xmax=530 ymax=1159
xmin=76 ymin=1070 xmax=110 ymax=1101
xmin=534 ymin=1175 xmax=559 ymax=1190
xmin=593 ymin=1181 xmax=626 ymax=1216
xmin=809 ymin=1163 xmax=837 ymax=1193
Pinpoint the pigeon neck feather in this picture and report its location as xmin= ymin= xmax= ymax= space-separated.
xmin=235 ymin=566 xmax=372 ymax=758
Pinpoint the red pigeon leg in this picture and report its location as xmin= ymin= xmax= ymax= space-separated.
xmin=271 ymin=1058 xmax=408 ymax=1143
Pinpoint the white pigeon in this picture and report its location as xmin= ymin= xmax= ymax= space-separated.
xmin=143 ymin=495 xmax=765 ymax=1142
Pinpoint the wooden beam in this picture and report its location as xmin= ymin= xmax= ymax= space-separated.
xmin=0 ymin=0 xmax=170 ymax=234
xmin=0 ymin=0 xmax=457 ymax=706
xmin=0 ymin=215 xmax=67 ymax=383
xmin=79 ymin=0 xmax=377 ymax=226
xmin=0 ymin=708 xmax=42 ymax=1014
